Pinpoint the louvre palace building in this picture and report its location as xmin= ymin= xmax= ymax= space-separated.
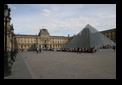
xmin=4 ymin=4 xmax=116 ymax=52
xmin=15 ymin=27 xmax=116 ymax=51
xmin=15 ymin=28 xmax=72 ymax=51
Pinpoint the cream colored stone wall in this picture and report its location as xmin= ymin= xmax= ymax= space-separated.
xmin=15 ymin=35 xmax=69 ymax=50
xmin=101 ymin=29 xmax=116 ymax=42
xmin=4 ymin=16 xmax=13 ymax=51
xmin=15 ymin=28 xmax=116 ymax=51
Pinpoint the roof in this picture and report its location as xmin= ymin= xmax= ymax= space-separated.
xmin=51 ymin=36 xmax=68 ymax=38
xmin=15 ymin=34 xmax=69 ymax=39
xmin=100 ymin=28 xmax=116 ymax=33
xmin=15 ymin=34 xmax=37 ymax=37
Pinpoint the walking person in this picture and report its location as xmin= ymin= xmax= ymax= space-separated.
xmin=113 ymin=46 xmax=116 ymax=51
xmin=79 ymin=48 xmax=81 ymax=54
xmin=11 ymin=50 xmax=15 ymax=62
xmin=40 ymin=48 xmax=41 ymax=53
xmin=77 ymin=47 xmax=80 ymax=54
xmin=36 ymin=48 xmax=39 ymax=53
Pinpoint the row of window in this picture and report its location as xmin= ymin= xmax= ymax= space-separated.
xmin=18 ymin=40 xmax=67 ymax=44
xmin=17 ymin=40 xmax=36 ymax=43
xmin=51 ymin=38 xmax=67 ymax=41
xmin=104 ymin=32 xmax=116 ymax=36
xmin=16 ymin=38 xmax=68 ymax=43
xmin=52 ymin=41 xmax=67 ymax=43
xmin=16 ymin=38 xmax=36 ymax=41
xmin=107 ymin=35 xmax=115 ymax=39
xmin=16 ymin=37 xmax=68 ymax=42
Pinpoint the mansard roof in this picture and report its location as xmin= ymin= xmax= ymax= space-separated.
xmin=51 ymin=36 xmax=68 ymax=38
xmin=38 ymin=29 xmax=50 ymax=36
xmin=15 ymin=34 xmax=37 ymax=37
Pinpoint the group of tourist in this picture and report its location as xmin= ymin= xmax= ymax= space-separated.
xmin=17 ymin=45 xmax=116 ymax=53
xmin=99 ymin=45 xmax=116 ymax=51
xmin=62 ymin=47 xmax=97 ymax=53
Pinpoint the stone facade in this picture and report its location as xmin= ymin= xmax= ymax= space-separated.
xmin=4 ymin=4 xmax=14 ymax=52
xmin=101 ymin=29 xmax=116 ymax=42
xmin=15 ymin=28 xmax=116 ymax=51
xmin=15 ymin=29 xmax=71 ymax=51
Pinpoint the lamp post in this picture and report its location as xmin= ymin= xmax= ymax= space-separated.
xmin=11 ymin=24 xmax=14 ymax=51
xmin=4 ymin=4 xmax=11 ymax=76
xmin=14 ymin=37 xmax=18 ymax=52
xmin=36 ymin=34 xmax=39 ymax=53
xmin=10 ymin=24 xmax=15 ymax=62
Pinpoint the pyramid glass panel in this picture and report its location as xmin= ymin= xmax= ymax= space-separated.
xmin=63 ymin=24 xmax=116 ymax=49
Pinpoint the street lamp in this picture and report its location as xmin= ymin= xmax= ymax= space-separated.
xmin=10 ymin=24 xmax=15 ymax=62
xmin=36 ymin=34 xmax=39 ymax=53
xmin=14 ymin=37 xmax=18 ymax=51
xmin=10 ymin=24 xmax=14 ymax=51
xmin=4 ymin=4 xmax=11 ymax=77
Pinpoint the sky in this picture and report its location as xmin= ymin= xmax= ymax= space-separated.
xmin=8 ymin=4 xmax=116 ymax=36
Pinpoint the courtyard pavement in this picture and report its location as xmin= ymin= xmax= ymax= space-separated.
xmin=4 ymin=53 xmax=32 ymax=79
xmin=4 ymin=49 xmax=116 ymax=79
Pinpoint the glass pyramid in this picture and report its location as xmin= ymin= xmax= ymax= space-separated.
xmin=64 ymin=24 xmax=116 ymax=49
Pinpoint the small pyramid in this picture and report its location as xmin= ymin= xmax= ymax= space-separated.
xmin=64 ymin=24 xmax=115 ymax=49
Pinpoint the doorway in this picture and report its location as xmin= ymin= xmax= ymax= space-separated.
xmin=44 ymin=44 xmax=47 ymax=48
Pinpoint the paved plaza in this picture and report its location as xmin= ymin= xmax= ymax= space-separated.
xmin=5 ymin=49 xmax=116 ymax=79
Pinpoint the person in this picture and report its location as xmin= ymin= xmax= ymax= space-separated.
xmin=40 ymin=48 xmax=41 ymax=52
xmin=77 ymin=47 xmax=80 ymax=54
xmin=79 ymin=48 xmax=81 ymax=54
xmin=11 ymin=50 xmax=15 ymax=62
xmin=36 ymin=48 xmax=38 ymax=53
xmin=14 ymin=49 xmax=18 ymax=58
xmin=113 ymin=46 xmax=116 ymax=51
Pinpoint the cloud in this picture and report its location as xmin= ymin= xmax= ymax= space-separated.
xmin=12 ymin=13 xmax=115 ymax=36
xmin=10 ymin=4 xmax=116 ymax=36
xmin=42 ymin=9 xmax=52 ymax=17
